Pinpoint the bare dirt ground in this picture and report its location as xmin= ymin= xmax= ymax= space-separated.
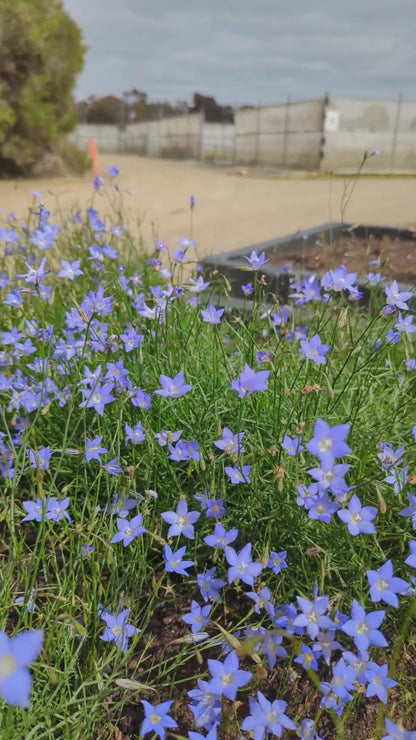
xmin=0 ymin=154 xmax=415 ymax=261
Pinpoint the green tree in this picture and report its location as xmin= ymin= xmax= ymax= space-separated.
xmin=0 ymin=0 xmax=86 ymax=175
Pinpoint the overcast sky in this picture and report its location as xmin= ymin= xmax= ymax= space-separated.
xmin=63 ymin=0 xmax=416 ymax=106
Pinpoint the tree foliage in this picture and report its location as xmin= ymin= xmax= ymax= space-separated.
xmin=0 ymin=0 xmax=85 ymax=175
xmin=77 ymin=90 xmax=235 ymax=126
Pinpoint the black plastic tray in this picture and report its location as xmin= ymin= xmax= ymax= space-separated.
xmin=200 ymin=222 xmax=416 ymax=305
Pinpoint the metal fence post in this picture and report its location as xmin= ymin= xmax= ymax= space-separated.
xmin=282 ymin=94 xmax=290 ymax=168
xmin=390 ymin=92 xmax=402 ymax=172
xmin=254 ymin=103 xmax=261 ymax=165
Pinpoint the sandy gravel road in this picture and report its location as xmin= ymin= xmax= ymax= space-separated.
xmin=0 ymin=155 xmax=415 ymax=261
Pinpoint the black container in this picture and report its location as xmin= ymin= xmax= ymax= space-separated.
xmin=200 ymin=222 xmax=416 ymax=305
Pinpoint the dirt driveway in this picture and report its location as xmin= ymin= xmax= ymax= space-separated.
xmin=0 ymin=155 xmax=415 ymax=260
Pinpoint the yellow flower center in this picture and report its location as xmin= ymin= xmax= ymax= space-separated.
xmin=356 ymin=622 xmax=369 ymax=636
xmin=221 ymin=673 xmax=234 ymax=687
xmin=319 ymin=438 xmax=333 ymax=452
xmin=0 ymin=654 xmax=17 ymax=680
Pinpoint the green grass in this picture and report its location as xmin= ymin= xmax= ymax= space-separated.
xmin=0 ymin=182 xmax=415 ymax=738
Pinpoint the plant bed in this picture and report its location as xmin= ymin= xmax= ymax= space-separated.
xmin=201 ymin=223 xmax=416 ymax=304
xmin=2 ymin=182 xmax=416 ymax=739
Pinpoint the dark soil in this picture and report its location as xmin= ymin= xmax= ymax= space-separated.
xmin=267 ymin=233 xmax=416 ymax=283
xmin=97 ymin=586 xmax=416 ymax=740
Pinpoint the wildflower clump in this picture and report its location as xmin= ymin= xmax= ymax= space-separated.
xmin=0 ymin=176 xmax=415 ymax=737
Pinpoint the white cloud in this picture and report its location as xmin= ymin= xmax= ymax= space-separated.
xmin=63 ymin=0 xmax=416 ymax=104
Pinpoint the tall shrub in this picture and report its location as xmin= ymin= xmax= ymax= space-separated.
xmin=0 ymin=0 xmax=85 ymax=175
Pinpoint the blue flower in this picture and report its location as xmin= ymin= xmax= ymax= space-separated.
xmin=154 ymin=429 xmax=182 ymax=447
xmin=267 ymin=550 xmax=288 ymax=575
xmin=405 ymin=540 xmax=416 ymax=568
xmin=182 ymin=601 xmax=211 ymax=633
xmin=120 ymin=327 xmax=144 ymax=352
xmin=322 ymin=265 xmax=357 ymax=293
xmin=177 ymin=237 xmax=195 ymax=249
xmin=308 ymin=461 xmax=351 ymax=495
xmin=161 ymin=497 xmax=200 ymax=539
xmin=100 ymin=608 xmax=139 ymax=653
xmin=82 ymin=543 xmax=94 ymax=559
xmin=294 ymin=595 xmax=333 ymax=639
xmin=46 ymin=497 xmax=71 ymax=523
xmin=163 ymin=545 xmax=194 ymax=576
xmin=125 ymin=422 xmax=146 ymax=445
xmin=244 ymin=251 xmax=269 ymax=270
xmin=326 ymin=657 xmax=357 ymax=703
xmin=214 ymin=427 xmax=245 ymax=455
xmin=306 ymin=493 xmax=340 ymax=524
xmin=28 ymin=446 xmax=52 ymax=471
xmin=231 ymin=364 xmax=269 ymax=398
xmin=103 ymin=458 xmax=122 ymax=476
xmin=93 ymin=175 xmax=105 ymax=190
xmin=154 ymin=371 xmax=192 ymax=398
xmin=365 ymin=663 xmax=397 ymax=703
xmin=111 ymin=514 xmax=147 ymax=546
xmin=169 ymin=439 xmax=200 ymax=462
xmin=204 ymin=523 xmax=238 ymax=549
xmin=307 ymin=418 xmax=351 ymax=463
xmin=57 ymin=260 xmax=83 ymax=280
xmin=188 ymin=276 xmax=209 ymax=293
xmin=384 ymin=280 xmax=413 ymax=310
xmin=256 ymin=350 xmax=273 ymax=364
xmin=188 ymin=679 xmax=221 ymax=728
xmin=385 ymin=466 xmax=409 ymax=495
xmin=242 ymin=282 xmax=254 ymax=296
xmin=241 ymin=691 xmax=296 ymax=739
xmin=295 ymin=644 xmax=319 ymax=671
xmin=367 ymin=560 xmax=409 ymax=607
xmin=281 ymin=434 xmax=304 ymax=456
xmin=79 ymin=383 xmax=115 ymax=416
xmin=342 ymin=649 xmax=370 ymax=683
xmin=201 ymin=305 xmax=224 ymax=324
xmin=173 ymin=248 xmax=188 ymax=263
xmin=297 ymin=718 xmax=323 ymax=740
xmin=342 ymin=600 xmax=387 ymax=651
xmin=21 ymin=498 xmax=47 ymax=523
xmin=198 ymin=568 xmax=227 ymax=603
xmin=313 ymin=631 xmax=343 ymax=666
xmin=337 ymin=495 xmax=377 ymax=535
xmin=0 ymin=629 xmax=43 ymax=707
xmin=16 ymin=258 xmax=50 ymax=285
xmin=262 ymin=631 xmax=288 ymax=667
xmin=225 ymin=543 xmax=263 ymax=586
xmin=13 ymin=590 xmax=36 ymax=615
xmin=246 ymin=587 xmax=274 ymax=616
xmin=395 ymin=313 xmax=416 ymax=334
xmin=225 ymin=464 xmax=251 ymax=484
xmin=205 ymin=499 xmax=226 ymax=519
xmin=378 ymin=443 xmax=405 ymax=470
xmin=274 ymin=603 xmax=304 ymax=636
xmin=300 ymin=334 xmax=330 ymax=365
xmin=207 ymin=650 xmax=252 ymax=700
xmin=141 ymin=700 xmax=177 ymax=739
xmin=382 ymin=718 xmax=414 ymax=739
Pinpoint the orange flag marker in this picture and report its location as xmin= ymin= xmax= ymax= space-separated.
xmin=89 ymin=139 xmax=100 ymax=176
